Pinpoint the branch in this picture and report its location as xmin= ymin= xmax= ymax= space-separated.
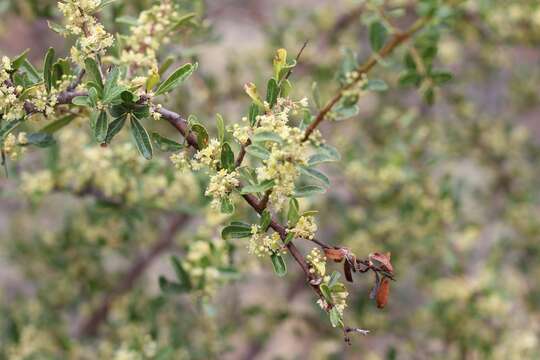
xmin=302 ymin=16 xmax=430 ymax=141
xmin=76 ymin=214 xmax=190 ymax=337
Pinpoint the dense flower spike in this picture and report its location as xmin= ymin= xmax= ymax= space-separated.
xmin=58 ymin=0 xmax=114 ymax=64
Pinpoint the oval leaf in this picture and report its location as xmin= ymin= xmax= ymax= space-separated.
xmin=130 ymin=115 xmax=153 ymax=159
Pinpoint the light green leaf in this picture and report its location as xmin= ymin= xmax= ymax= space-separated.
xmin=220 ymin=198 xmax=235 ymax=214
xmin=222 ymin=224 xmax=252 ymax=239
xmin=103 ymin=67 xmax=124 ymax=103
xmin=84 ymin=57 xmax=103 ymax=90
xmin=266 ymin=78 xmax=279 ymax=108
xmin=155 ymin=63 xmax=196 ymax=96
xmin=240 ymin=179 xmax=275 ymax=194
xmin=293 ymin=185 xmax=326 ymax=198
xmin=151 ymin=132 xmax=183 ymax=152
xmin=369 ymin=21 xmax=388 ymax=52
xmin=220 ymin=142 xmax=235 ymax=171
xmin=43 ymin=47 xmax=55 ymax=93
xmin=11 ymin=49 xmax=29 ymax=71
xmin=104 ymin=115 xmax=126 ymax=144
xmin=287 ymin=198 xmax=300 ymax=226
xmin=94 ymin=111 xmax=108 ymax=143
xmin=248 ymin=103 xmax=259 ymax=127
xmin=431 ymin=70 xmax=453 ymax=85
xmin=191 ymin=123 xmax=209 ymax=149
xmin=20 ymin=59 xmax=41 ymax=84
xmin=245 ymin=144 xmax=270 ymax=160
xmin=130 ymin=115 xmax=153 ymax=159
xmin=299 ymin=166 xmax=330 ymax=187
xmin=40 ymin=114 xmax=75 ymax=134
xmin=25 ymin=132 xmax=56 ymax=147
xmin=271 ymin=253 xmax=287 ymax=277
xmin=252 ymin=131 xmax=282 ymax=144
xmin=171 ymin=256 xmax=192 ymax=290
xmin=216 ymin=113 xmax=225 ymax=143
xmin=363 ymin=79 xmax=388 ymax=92
xmin=260 ymin=209 xmax=271 ymax=231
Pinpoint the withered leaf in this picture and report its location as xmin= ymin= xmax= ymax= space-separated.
xmin=376 ymin=277 xmax=390 ymax=309
xmin=369 ymin=252 xmax=393 ymax=274
xmin=344 ymin=259 xmax=353 ymax=282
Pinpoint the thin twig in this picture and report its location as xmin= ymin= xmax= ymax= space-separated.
xmin=302 ymin=16 xmax=430 ymax=142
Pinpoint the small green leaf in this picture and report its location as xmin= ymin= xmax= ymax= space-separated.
xmin=293 ymin=185 xmax=326 ymax=198
xmin=104 ymin=115 xmax=127 ymax=144
xmin=158 ymin=56 xmax=175 ymax=76
xmin=244 ymin=83 xmax=265 ymax=108
xmin=329 ymin=307 xmax=342 ymax=328
xmin=94 ymin=111 xmax=108 ymax=143
xmin=245 ymin=144 xmax=270 ymax=160
xmin=273 ymin=48 xmax=287 ymax=80
xmin=191 ymin=123 xmax=209 ymax=149
xmin=363 ymin=79 xmax=388 ymax=92
xmin=25 ymin=132 xmax=56 ymax=147
xmin=20 ymin=59 xmax=41 ymax=84
xmin=240 ymin=179 xmax=275 ymax=194
xmin=266 ymin=78 xmax=279 ymax=108
xmin=40 ymin=114 xmax=75 ymax=134
xmin=431 ymin=70 xmax=453 ymax=85
xmin=399 ymin=71 xmax=422 ymax=87
xmin=43 ymin=47 xmax=55 ymax=93
xmin=308 ymin=144 xmax=341 ymax=165
xmin=248 ymin=103 xmax=259 ymax=127
xmin=151 ymin=132 xmax=183 ymax=152
xmin=171 ymin=256 xmax=192 ymax=290
xmin=11 ymin=49 xmax=29 ymax=71
xmin=271 ymin=253 xmax=287 ymax=277
xmin=260 ymin=210 xmax=271 ymax=231
xmin=369 ymin=21 xmax=388 ymax=52
xmin=84 ymin=57 xmax=103 ymax=90
xmin=130 ymin=115 xmax=153 ymax=159
xmin=159 ymin=276 xmax=187 ymax=294
xmin=252 ymin=131 xmax=282 ymax=144
xmin=216 ymin=113 xmax=225 ymax=143
xmin=222 ymin=224 xmax=252 ymax=239
xmin=320 ymin=284 xmax=333 ymax=303
xmin=155 ymin=63 xmax=197 ymax=96
xmin=284 ymin=232 xmax=294 ymax=244
xmin=220 ymin=198 xmax=235 ymax=214
xmin=0 ymin=119 xmax=24 ymax=139
xmin=103 ymin=67 xmax=125 ymax=103
xmin=146 ymin=71 xmax=160 ymax=92
xmin=169 ymin=13 xmax=197 ymax=31
xmin=328 ymin=271 xmax=341 ymax=288
xmin=220 ymin=142 xmax=235 ymax=171
xmin=299 ymin=166 xmax=330 ymax=187
xmin=287 ymin=198 xmax=300 ymax=226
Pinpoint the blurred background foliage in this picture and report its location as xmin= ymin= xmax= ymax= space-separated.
xmin=0 ymin=0 xmax=540 ymax=359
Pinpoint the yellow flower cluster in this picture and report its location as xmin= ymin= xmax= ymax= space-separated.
xmin=182 ymin=237 xmax=230 ymax=295
xmin=170 ymin=151 xmax=191 ymax=172
xmin=1 ymin=132 xmax=28 ymax=160
xmin=58 ymin=0 xmax=114 ymax=64
xmin=20 ymin=128 xmax=199 ymax=208
xmin=247 ymin=225 xmax=283 ymax=257
xmin=120 ymin=0 xmax=181 ymax=75
xmin=306 ymin=247 xmax=326 ymax=277
xmin=233 ymin=97 xmax=311 ymax=210
xmin=0 ymin=57 xmax=25 ymax=121
xmin=288 ymin=215 xmax=318 ymax=240
xmin=205 ymin=169 xmax=239 ymax=209
xmin=191 ymin=139 xmax=222 ymax=170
